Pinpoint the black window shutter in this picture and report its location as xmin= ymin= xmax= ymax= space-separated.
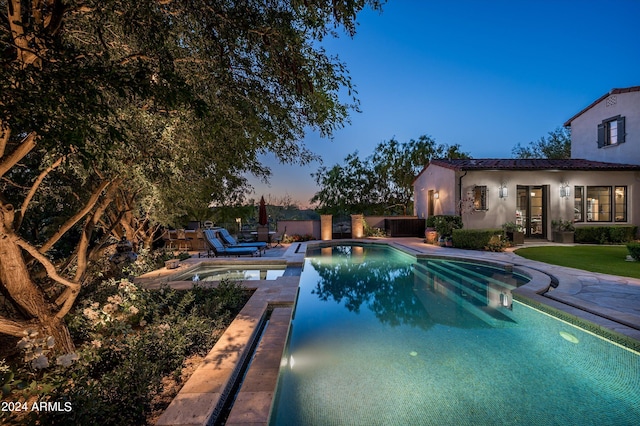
xmin=618 ymin=116 xmax=626 ymax=144
xmin=597 ymin=123 xmax=605 ymax=148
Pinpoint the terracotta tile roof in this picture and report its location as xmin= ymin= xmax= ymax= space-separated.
xmin=428 ymin=158 xmax=640 ymax=171
xmin=564 ymin=86 xmax=640 ymax=126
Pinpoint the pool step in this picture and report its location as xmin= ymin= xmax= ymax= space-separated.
xmin=412 ymin=262 xmax=518 ymax=327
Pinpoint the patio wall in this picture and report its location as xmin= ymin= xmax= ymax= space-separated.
xmin=277 ymin=216 xmax=425 ymax=240
xmin=276 ymin=220 xmax=321 ymax=239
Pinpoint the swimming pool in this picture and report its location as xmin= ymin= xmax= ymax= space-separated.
xmin=269 ymin=243 xmax=640 ymax=425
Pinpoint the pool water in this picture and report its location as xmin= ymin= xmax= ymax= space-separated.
xmin=270 ymin=244 xmax=640 ymax=425
xmin=169 ymin=265 xmax=285 ymax=281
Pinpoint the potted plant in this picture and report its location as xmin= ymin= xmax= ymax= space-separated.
xmin=432 ymin=215 xmax=462 ymax=247
xmin=502 ymin=221 xmax=524 ymax=245
xmin=552 ymin=219 xmax=575 ymax=243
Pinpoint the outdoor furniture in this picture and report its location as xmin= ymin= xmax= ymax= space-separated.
xmin=162 ymin=230 xmax=177 ymax=249
xmin=181 ymin=229 xmax=207 ymax=251
xmin=202 ymin=230 xmax=260 ymax=257
xmin=218 ymin=228 xmax=267 ymax=254
xmin=175 ymin=229 xmax=190 ymax=252
xmin=252 ymin=229 xmax=275 ymax=247
xmin=273 ymin=226 xmax=287 ymax=247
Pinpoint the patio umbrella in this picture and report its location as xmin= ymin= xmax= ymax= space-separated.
xmin=258 ymin=196 xmax=268 ymax=226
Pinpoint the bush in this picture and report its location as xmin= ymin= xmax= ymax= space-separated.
xmin=627 ymin=242 xmax=640 ymax=261
xmin=363 ymin=220 xmax=387 ymax=237
xmin=429 ymin=215 xmax=463 ymax=237
xmin=574 ymin=226 xmax=637 ymax=244
xmin=283 ymin=233 xmax=315 ymax=243
xmin=5 ymin=278 xmax=250 ymax=425
xmin=485 ymin=234 xmax=509 ymax=252
xmin=452 ymin=228 xmax=503 ymax=250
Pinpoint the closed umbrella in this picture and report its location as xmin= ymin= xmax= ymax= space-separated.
xmin=258 ymin=196 xmax=268 ymax=226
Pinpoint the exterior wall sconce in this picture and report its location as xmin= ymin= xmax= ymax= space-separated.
xmin=499 ymin=184 xmax=508 ymax=198
xmin=434 ymin=191 xmax=439 ymax=199
xmin=560 ymin=183 xmax=571 ymax=198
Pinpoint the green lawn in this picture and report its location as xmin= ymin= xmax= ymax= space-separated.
xmin=514 ymin=245 xmax=640 ymax=279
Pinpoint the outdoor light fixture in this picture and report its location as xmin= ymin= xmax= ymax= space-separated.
xmin=500 ymin=292 xmax=512 ymax=309
xmin=560 ymin=183 xmax=571 ymax=198
xmin=434 ymin=191 xmax=439 ymax=199
xmin=499 ymin=184 xmax=508 ymax=198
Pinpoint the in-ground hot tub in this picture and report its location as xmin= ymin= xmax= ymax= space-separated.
xmin=168 ymin=262 xmax=287 ymax=282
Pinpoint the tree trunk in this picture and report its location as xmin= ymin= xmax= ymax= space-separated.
xmin=0 ymin=204 xmax=75 ymax=353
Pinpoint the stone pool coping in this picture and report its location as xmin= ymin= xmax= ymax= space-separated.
xmin=139 ymin=239 xmax=640 ymax=425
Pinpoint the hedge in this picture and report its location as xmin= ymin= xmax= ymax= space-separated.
xmin=452 ymin=228 xmax=503 ymax=250
xmin=574 ymin=226 xmax=637 ymax=244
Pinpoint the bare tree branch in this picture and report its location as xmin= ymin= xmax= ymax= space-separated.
xmin=0 ymin=316 xmax=28 ymax=337
xmin=0 ymin=132 xmax=37 ymax=178
xmin=39 ymin=180 xmax=111 ymax=253
xmin=74 ymin=178 xmax=121 ymax=281
xmin=0 ymin=125 xmax=10 ymax=158
xmin=15 ymin=155 xmax=65 ymax=231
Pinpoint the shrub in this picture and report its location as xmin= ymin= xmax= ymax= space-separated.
xmin=551 ymin=219 xmax=575 ymax=232
xmin=574 ymin=226 xmax=637 ymax=244
xmin=501 ymin=221 xmax=522 ymax=233
xmin=363 ymin=220 xmax=387 ymax=237
xmin=5 ymin=278 xmax=250 ymax=425
xmin=485 ymin=234 xmax=509 ymax=252
xmin=452 ymin=228 xmax=503 ymax=250
xmin=283 ymin=233 xmax=315 ymax=243
xmin=627 ymin=242 xmax=640 ymax=261
xmin=430 ymin=215 xmax=463 ymax=237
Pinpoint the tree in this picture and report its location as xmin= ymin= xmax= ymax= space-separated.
xmin=311 ymin=135 xmax=469 ymax=215
xmin=511 ymin=127 xmax=571 ymax=159
xmin=0 ymin=0 xmax=383 ymax=353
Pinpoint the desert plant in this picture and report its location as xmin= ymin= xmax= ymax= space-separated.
xmin=4 ymin=278 xmax=250 ymax=425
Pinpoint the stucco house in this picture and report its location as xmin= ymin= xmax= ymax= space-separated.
xmin=413 ymin=86 xmax=640 ymax=240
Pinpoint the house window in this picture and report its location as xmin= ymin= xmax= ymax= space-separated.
xmin=586 ymin=186 xmax=612 ymax=222
xmin=615 ymin=186 xmax=627 ymax=222
xmin=598 ymin=116 xmax=626 ymax=148
xmin=574 ymin=186 xmax=584 ymax=222
xmin=473 ymin=185 xmax=488 ymax=211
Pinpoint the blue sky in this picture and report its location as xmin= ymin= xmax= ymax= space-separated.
xmin=248 ymin=0 xmax=640 ymax=207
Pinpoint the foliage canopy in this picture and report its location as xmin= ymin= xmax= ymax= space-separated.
xmin=311 ymin=135 xmax=469 ymax=215
xmin=0 ymin=0 xmax=382 ymax=352
xmin=511 ymin=127 xmax=571 ymax=159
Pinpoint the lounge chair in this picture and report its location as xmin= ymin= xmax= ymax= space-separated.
xmin=202 ymin=230 xmax=260 ymax=257
xmin=218 ymin=228 xmax=268 ymax=254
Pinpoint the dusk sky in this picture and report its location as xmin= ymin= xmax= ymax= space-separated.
xmin=248 ymin=0 xmax=640 ymax=207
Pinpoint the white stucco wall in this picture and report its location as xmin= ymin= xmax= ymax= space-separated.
xmin=415 ymin=166 xmax=639 ymax=239
xmin=570 ymin=90 xmax=640 ymax=164
xmin=413 ymin=165 xmax=457 ymax=218
xmin=462 ymin=170 xmax=639 ymax=237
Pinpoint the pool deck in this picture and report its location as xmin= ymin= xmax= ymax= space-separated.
xmin=141 ymin=238 xmax=640 ymax=426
